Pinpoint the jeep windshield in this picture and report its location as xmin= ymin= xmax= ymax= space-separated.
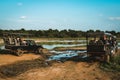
xmin=24 ymin=40 xmax=36 ymax=46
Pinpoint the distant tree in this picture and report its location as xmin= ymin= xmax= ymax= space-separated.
xmin=20 ymin=28 xmax=25 ymax=32
xmin=59 ymin=30 xmax=68 ymax=38
xmin=0 ymin=29 xmax=3 ymax=37
xmin=105 ymin=30 xmax=116 ymax=35
xmin=68 ymin=29 xmax=78 ymax=38
xmin=0 ymin=28 xmax=119 ymax=38
xmin=95 ymin=30 xmax=101 ymax=32
xmin=87 ymin=29 xmax=94 ymax=33
xmin=116 ymin=32 xmax=120 ymax=37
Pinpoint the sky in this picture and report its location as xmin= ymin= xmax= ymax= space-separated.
xmin=0 ymin=0 xmax=120 ymax=31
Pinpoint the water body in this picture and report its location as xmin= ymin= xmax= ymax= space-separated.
xmin=43 ymin=44 xmax=86 ymax=50
xmin=39 ymin=40 xmax=86 ymax=43
xmin=47 ymin=50 xmax=87 ymax=61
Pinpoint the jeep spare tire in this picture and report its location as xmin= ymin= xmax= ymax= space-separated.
xmin=37 ymin=48 xmax=43 ymax=54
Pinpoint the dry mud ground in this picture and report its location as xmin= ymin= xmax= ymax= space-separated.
xmin=0 ymin=51 xmax=120 ymax=80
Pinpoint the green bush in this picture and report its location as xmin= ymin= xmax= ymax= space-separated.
xmin=100 ymin=55 xmax=120 ymax=72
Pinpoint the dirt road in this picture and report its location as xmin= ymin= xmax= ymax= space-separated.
xmin=0 ymin=53 xmax=41 ymax=66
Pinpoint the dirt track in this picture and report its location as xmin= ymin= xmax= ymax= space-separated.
xmin=0 ymin=50 xmax=120 ymax=80
xmin=0 ymin=53 xmax=41 ymax=66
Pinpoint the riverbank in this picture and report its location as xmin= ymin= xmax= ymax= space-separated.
xmin=53 ymin=46 xmax=86 ymax=51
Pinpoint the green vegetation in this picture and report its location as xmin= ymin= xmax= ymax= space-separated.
xmin=37 ymin=41 xmax=86 ymax=45
xmin=100 ymin=55 xmax=120 ymax=72
xmin=0 ymin=28 xmax=120 ymax=38
xmin=117 ymin=39 xmax=120 ymax=43
xmin=53 ymin=46 xmax=86 ymax=51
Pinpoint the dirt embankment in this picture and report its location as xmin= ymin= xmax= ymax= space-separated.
xmin=0 ymin=61 xmax=113 ymax=80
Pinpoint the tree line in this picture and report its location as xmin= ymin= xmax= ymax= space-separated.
xmin=0 ymin=28 xmax=120 ymax=38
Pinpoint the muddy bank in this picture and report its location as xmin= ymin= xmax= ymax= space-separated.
xmin=0 ymin=58 xmax=51 ymax=78
xmin=0 ymin=61 xmax=113 ymax=80
xmin=0 ymin=56 xmax=119 ymax=80
xmin=53 ymin=46 xmax=86 ymax=51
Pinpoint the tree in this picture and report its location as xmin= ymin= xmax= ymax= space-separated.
xmin=87 ymin=29 xmax=94 ymax=33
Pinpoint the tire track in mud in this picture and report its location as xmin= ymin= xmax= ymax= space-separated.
xmin=0 ymin=58 xmax=51 ymax=78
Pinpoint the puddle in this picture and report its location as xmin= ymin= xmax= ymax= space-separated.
xmin=47 ymin=50 xmax=87 ymax=61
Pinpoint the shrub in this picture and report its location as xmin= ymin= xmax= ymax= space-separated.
xmin=100 ymin=55 xmax=120 ymax=72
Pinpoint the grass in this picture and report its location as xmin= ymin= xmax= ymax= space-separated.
xmin=29 ymin=37 xmax=86 ymax=40
xmin=0 ymin=37 xmax=87 ymax=45
xmin=37 ymin=41 xmax=86 ymax=45
xmin=100 ymin=55 xmax=120 ymax=80
xmin=100 ymin=55 xmax=120 ymax=72
xmin=53 ymin=46 xmax=86 ymax=51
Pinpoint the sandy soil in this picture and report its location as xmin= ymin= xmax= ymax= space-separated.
xmin=54 ymin=46 xmax=86 ymax=51
xmin=0 ymin=53 xmax=41 ymax=66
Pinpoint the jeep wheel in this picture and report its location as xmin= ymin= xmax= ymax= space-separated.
xmin=16 ymin=48 xmax=24 ymax=56
xmin=37 ymin=48 xmax=43 ymax=54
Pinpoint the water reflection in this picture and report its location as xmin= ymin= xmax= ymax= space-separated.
xmin=37 ymin=40 xmax=86 ymax=43
xmin=47 ymin=50 xmax=87 ymax=61
xmin=43 ymin=44 xmax=86 ymax=50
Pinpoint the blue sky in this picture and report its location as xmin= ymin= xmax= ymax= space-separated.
xmin=0 ymin=0 xmax=120 ymax=31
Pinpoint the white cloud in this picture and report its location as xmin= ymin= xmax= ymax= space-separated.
xmin=17 ymin=2 xmax=23 ymax=6
xmin=20 ymin=16 xmax=27 ymax=19
xmin=109 ymin=17 xmax=120 ymax=20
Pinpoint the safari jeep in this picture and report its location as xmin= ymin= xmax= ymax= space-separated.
xmin=2 ymin=33 xmax=43 ymax=56
xmin=86 ymin=32 xmax=118 ymax=62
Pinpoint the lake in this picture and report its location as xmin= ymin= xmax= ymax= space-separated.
xmin=43 ymin=43 xmax=86 ymax=50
